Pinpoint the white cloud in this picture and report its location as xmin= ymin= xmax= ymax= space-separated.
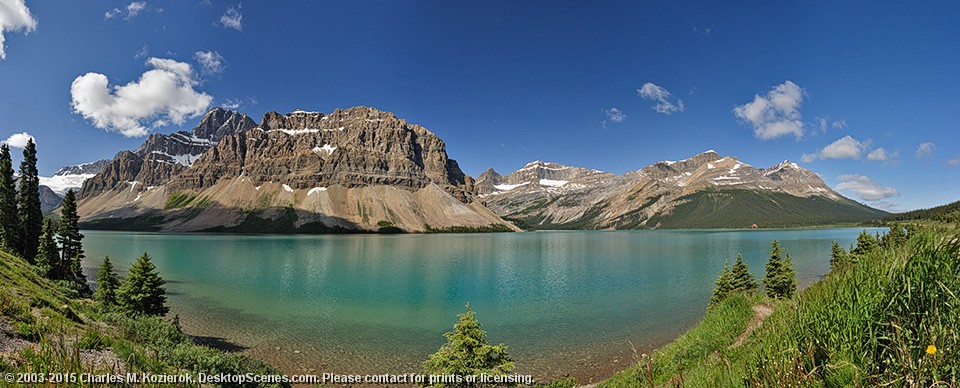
xmin=0 ymin=0 xmax=37 ymax=60
xmin=106 ymin=2 xmax=147 ymax=21
xmin=604 ymin=107 xmax=626 ymax=123
xmin=70 ymin=57 xmax=213 ymax=137
xmin=915 ymin=142 xmax=935 ymax=159
xmin=836 ymin=174 xmax=899 ymax=202
xmin=135 ymin=44 xmax=149 ymax=58
xmin=194 ymin=50 xmax=224 ymax=75
xmin=218 ymin=4 xmax=242 ymax=31
xmin=733 ymin=80 xmax=805 ymax=140
xmin=2 ymin=132 xmax=34 ymax=149
xmin=803 ymin=135 xmax=869 ymax=162
xmin=947 ymin=158 xmax=960 ymax=167
xmin=832 ymin=119 xmax=847 ymax=129
xmin=866 ymin=147 xmax=897 ymax=161
xmin=637 ymin=83 xmax=684 ymax=114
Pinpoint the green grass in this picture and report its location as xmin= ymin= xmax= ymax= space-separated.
xmin=164 ymin=191 xmax=200 ymax=209
xmin=0 ymin=247 xmax=288 ymax=387
xmin=599 ymin=223 xmax=959 ymax=386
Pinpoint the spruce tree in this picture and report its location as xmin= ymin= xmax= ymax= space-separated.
xmin=36 ymin=219 xmax=60 ymax=279
xmin=0 ymin=144 xmax=17 ymax=252
xmin=882 ymin=225 xmax=907 ymax=248
xmin=16 ymin=139 xmax=42 ymax=262
xmin=851 ymin=230 xmax=878 ymax=256
xmin=94 ymin=257 xmax=120 ymax=305
xmin=423 ymin=304 xmax=514 ymax=387
xmin=709 ymin=260 xmax=733 ymax=308
xmin=58 ymin=189 xmax=84 ymax=271
xmin=829 ymin=241 xmax=850 ymax=271
xmin=117 ymin=252 xmax=168 ymax=316
xmin=730 ymin=254 xmax=757 ymax=293
xmin=762 ymin=240 xmax=797 ymax=299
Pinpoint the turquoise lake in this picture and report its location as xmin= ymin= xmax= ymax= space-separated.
xmin=81 ymin=228 xmax=882 ymax=383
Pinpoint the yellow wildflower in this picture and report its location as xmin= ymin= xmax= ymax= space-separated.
xmin=926 ymin=345 xmax=937 ymax=355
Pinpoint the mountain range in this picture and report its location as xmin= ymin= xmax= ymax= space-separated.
xmin=61 ymin=106 xmax=887 ymax=232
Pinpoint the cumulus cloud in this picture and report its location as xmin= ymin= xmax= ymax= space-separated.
xmin=70 ymin=57 xmax=213 ymax=137
xmin=836 ymin=174 xmax=899 ymax=202
xmin=0 ymin=0 xmax=37 ymax=60
xmin=105 ymin=2 xmax=147 ymax=21
xmin=2 ymin=132 xmax=34 ymax=149
xmin=604 ymin=107 xmax=626 ymax=123
xmin=915 ymin=142 xmax=935 ymax=159
xmin=866 ymin=147 xmax=897 ymax=161
xmin=218 ymin=4 xmax=242 ymax=31
xmin=802 ymin=135 xmax=870 ymax=162
xmin=637 ymin=83 xmax=684 ymax=114
xmin=194 ymin=50 xmax=224 ymax=75
xmin=734 ymin=80 xmax=805 ymax=140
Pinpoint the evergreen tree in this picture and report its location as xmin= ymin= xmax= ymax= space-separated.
xmin=36 ymin=219 xmax=60 ymax=279
xmin=829 ymin=241 xmax=850 ymax=271
xmin=851 ymin=230 xmax=879 ymax=256
xmin=709 ymin=260 xmax=733 ymax=308
xmin=94 ymin=257 xmax=120 ymax=305
xmin=730 ymin=254 xmax=757 ymax=293
xmin=16 ymin=139 xmax=42 ymax=262
xmin=58 ymin=189 xmax=84 ymax=270
xmin=0 ymin=144 xmax=17 ymax=252
xmin=117 ymin=253 xmax=168 ymax=316
xmin=882 ymin=225 xmax=908 ymax=248
xmin=762 ymin=240 xmax=797 ymax=299
xmin=423 ymin=304 xmax=514 ymax=387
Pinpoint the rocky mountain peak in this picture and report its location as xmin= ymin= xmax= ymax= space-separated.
xmin=192 ymin=107 xmax=258 ymax=141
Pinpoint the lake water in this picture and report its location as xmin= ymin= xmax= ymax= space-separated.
xmin=81 ymin=228 xmax=881 ymax=384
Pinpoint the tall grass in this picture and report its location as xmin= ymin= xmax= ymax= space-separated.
xmin=601 ymin=225 xmax=959 ymax=387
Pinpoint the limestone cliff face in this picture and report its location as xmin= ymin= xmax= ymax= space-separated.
xmin=77 ymin=106 xmax=515 ymax=233
xmin=78 ymin=108 xmax=257 ymax=199
xmin=169 ymin=107 xmax=475 ymax=202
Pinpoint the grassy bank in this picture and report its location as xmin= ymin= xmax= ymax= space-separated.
xmin=600 ymin=223 xmax=959 ymax=386
xmin=0 ymin=248 xmax=287 ymax=387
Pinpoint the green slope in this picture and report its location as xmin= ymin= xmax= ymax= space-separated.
xmin=654 ymin=189 xmax=888 ymax=229
xmin=600 ymin=224 xmax=959 ymax=386
xmin=885 ymin=199 xmax=960 ymax=222
xmin=0 ymin=248 xmax=286 ymax=387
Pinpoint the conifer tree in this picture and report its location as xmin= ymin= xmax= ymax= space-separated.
xmin=16 ymin=139 xmax=42 ymax=262
xmin=709 ymin=260 xmax=733 ymax=308
xmin=94 ymin=257 xmax=120 ymax=305
xmin=58 ymin=189 xmax=84 ymax=270
xmin=851 ymin=230 xmax=879 ymax=256
xmin=829 ymin=241 xmax=850 ymax=271
xmin=882 ymin=225 xmax=907 ymax=248
xmin=36 ymin=219 xmax=60 ymax=279
xmin=117 ymin=252 xmax=168 ymax=316
xmin=0 ymin=144 xmax=17 ymax=252
xmin=423 ymin=304 xmax=514 ymax=387
xmin=730 ymin=254 xmax=757 ymax=293
xmin=763 ymin=240 xmax=797 ymax=299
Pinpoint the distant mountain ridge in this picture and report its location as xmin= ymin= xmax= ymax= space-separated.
xmin=478 ymin=150 xmax=887 ymax=229
xmin=72 ymin=107 xmax=886 ymax=232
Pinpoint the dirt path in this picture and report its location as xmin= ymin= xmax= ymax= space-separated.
xmin=731 ymin=304 xmax=774 ymax=348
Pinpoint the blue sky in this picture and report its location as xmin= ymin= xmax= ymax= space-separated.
xmin=0 ymin=1 xmax=957 ymax=211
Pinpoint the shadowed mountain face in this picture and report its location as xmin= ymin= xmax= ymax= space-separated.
xmin=477 ymin=150 xmax=888 ymax=229
xmin=76 ymin=107 xmax=512 ymax=233
xmin=79 ymin=108 xmax=257 ymax=199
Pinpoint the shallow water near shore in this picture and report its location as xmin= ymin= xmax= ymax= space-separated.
xmin=82 ymin=228 xmax=881 ymax=384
